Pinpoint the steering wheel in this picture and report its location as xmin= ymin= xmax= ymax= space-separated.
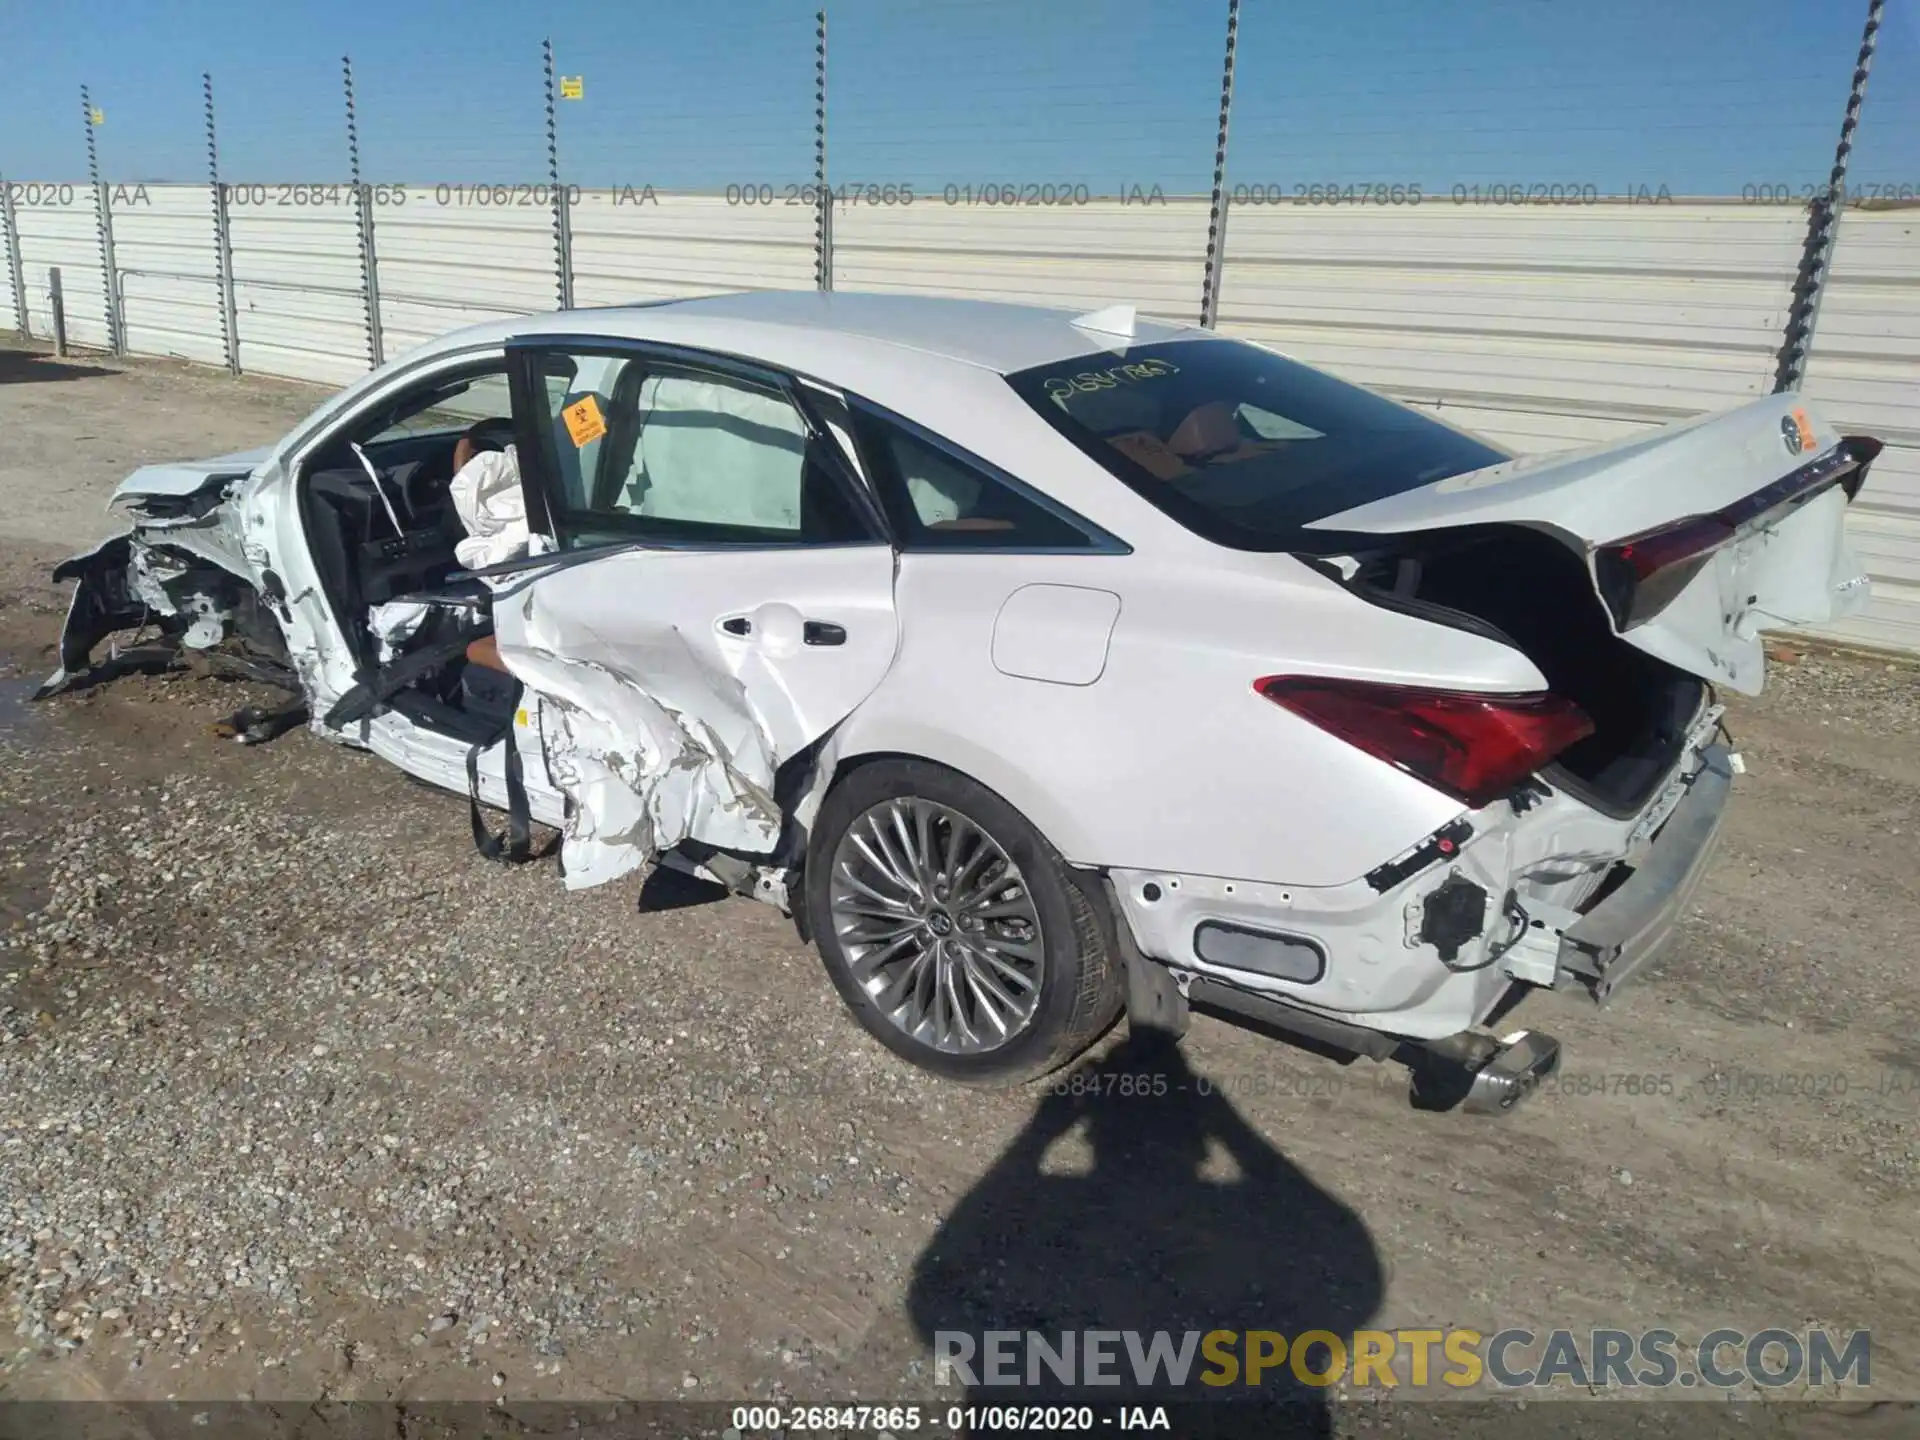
xmin=462 ymin=416 xmax=517 ymax=453
xmin=452 ymin=417 xmax=518 ymax=478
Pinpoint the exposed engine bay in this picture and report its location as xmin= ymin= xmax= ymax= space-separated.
xmin=40 ymin=370 xmax=532 ymax=753
xmin=39 ymin=361 xmax=802 ymax=899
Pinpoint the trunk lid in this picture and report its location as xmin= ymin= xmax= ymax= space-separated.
xmin=1307 ymin=394 xmax=1877 ymax=694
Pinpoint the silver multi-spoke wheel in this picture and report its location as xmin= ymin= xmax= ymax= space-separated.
xmin=828 ymin=796 xmax=1046 ymax=1056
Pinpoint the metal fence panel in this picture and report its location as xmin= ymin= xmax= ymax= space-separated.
xmin=227 ymin=203 xmax=369 ymax=386
xmin=108 ymin=184 xmax=225 ymax=367
xmin=13 ymin=192 xmax=111 ymax=348
xmin=831 ymin=199 xmax=1212 ymax=321
xmin=6 ymin=175 xmax=1917 ymax=657
xmin=372 ymin=188 xmax=557 ymax=360
xmin=1215 ymin=201 xmax=1807 ymax=446
xmin=1798 ymin=207 xmax=1920 ymax=653
xmin=570 ymin=192 xmax=816 ymax=306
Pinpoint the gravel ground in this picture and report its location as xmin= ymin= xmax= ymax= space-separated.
xmin=1 ymin=344 xmax=1917 ymax=1431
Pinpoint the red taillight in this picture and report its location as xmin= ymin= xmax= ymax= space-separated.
xmin=1595 ymin=516 xmax=1733 ymax=629
xmin=1593 ymin=439 xmax=1873 ymax=631
xmin=1255 ymin=676 xmax=1596 ymax=809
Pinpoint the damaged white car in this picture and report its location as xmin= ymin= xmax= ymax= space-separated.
xmin=40 ymin=292 xmax=1882 ymax=1110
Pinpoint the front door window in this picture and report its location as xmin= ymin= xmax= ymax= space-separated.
xmin=518 ymin=350 xmax=876 ymax=549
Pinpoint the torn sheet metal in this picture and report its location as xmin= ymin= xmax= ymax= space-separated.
xmin=40 ymin=533 xmax=243 ymax=692
xmin=495 ymin=586 xmax=785 ymax=891
xmin=40 ymin=534 xmax=143 ymax=695
xmin=484 ymin=536 xmax=899 ymax=889
xmin=509 ymin=650 xmax=782 ymax=890
xmin=110 ymin=456 xmax=260 ymax=580
xmin=126 ymin=542 xmax=237 ymax=649
xmin=43 ymin=454 xmax=271 ymax=694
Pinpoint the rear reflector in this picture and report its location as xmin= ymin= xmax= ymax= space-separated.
xmin=1193 ymin=921 xmax=1326 ymax=984
xmin=1255 ymin=676 xmax=1595 ymax=809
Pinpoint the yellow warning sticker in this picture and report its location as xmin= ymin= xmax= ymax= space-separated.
xmin=515 ymin=707 xmax=530 ymax=728
xmin=559 ymin=75 xmax=584 ymax=100
xmin=1790 ymin=406 xmax=1816 ymax=452
xmin=562 ymin=393 xmax=606 ymax=447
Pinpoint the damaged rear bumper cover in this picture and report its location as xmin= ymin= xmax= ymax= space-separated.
xmin=1107 ymin=735 xmax=1734 ymax=1048
xmin=1557 ymin=745 xmax=1734 ymax=1005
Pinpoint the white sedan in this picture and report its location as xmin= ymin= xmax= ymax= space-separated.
xmin=40 ymin=292 xmax=1882 ymax=1110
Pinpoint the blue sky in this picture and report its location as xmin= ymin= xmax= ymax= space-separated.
xmin=0 ymin=0 xmax=1915 ymax=193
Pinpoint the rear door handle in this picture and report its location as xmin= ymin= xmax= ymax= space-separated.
xmin=803 ymin=620 xmax=847 ymax=647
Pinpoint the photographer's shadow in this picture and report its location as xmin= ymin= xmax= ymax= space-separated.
xmin=907 ymin=1037 xmax=1382 ymax=1432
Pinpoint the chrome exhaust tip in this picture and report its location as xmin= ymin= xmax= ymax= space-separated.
xmin=1460 ymin=1030 xmax=1562 ymax=1116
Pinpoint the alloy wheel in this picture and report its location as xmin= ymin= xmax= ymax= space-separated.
xmin=827 ymin=796 xmax=1046 ymax=1055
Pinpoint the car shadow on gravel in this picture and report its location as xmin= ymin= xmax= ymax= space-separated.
xmin=0 ymin=350 xmax=119 ymax=384
xmin=906 ymin=1037 xmax=1382 ymax=1433
xmin=636 ymin=864 xmax=733 ymax=911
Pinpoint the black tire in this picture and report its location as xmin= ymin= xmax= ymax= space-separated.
xmin=805 ymin=758 xmax=1124 ymax=1085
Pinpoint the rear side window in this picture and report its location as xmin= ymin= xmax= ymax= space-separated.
xmin=1006 ymin=339 xmax=1506 ymax=550
xmin=851 ymin=405 xmax=1113 ymax=551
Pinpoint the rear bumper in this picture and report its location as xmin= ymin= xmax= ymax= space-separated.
xmin=1556 ymin=745 xmax=1734 ymax=1004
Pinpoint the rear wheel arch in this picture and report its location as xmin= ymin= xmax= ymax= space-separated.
xmin=805 ymin=718 xmax=1100 ymax=867
xmin=802 ymin=753 xmax=1124 ymax=1083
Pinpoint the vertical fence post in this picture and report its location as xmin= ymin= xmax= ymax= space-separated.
xmin=205 ymin=73 xmax=241 ymax=376
xmin=82 ymin=85 xmax=123 ymax=354
xmin=49 ymin=267 xmax=68 ymax=356
xmin=544 ymin=38 xmax=574 ymax=310
xmin=814 ymin=9 xmax=832 ymax=292
xmin=1199 ymin=0 xmax=1240 ymax=329
xmin=0 ymin=175 xmax=26 ymax=340
xmin=1774 ymin=0 xmax=1883 ymax=394
xmin=343 ymin=56 xmax=384 ymax=370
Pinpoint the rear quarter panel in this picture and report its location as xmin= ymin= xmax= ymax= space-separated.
xmin=835 ymin=549 xmax=1547 ymax=887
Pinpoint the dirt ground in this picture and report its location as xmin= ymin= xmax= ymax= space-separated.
xmin=1 ymin=341 xmax=1916 ymax=1435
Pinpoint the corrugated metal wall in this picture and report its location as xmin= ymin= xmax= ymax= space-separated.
xmin=1215 ymin=202 xmax=1807 ymax=456
xmin=4 ymin=184 xmax=1917 ymax=654
xmin=226 ymin=200 xmax=368 ymax=387
xmin=1799 ymin=208 xmax=1920 ymax=653
xmin=571 ymin=193 xmax=815 ymax=306
xmin=110 ymin=186 xmax=226 ymax=367
xmin=832 ymin=199 xmax=1211 ymax=322
xmin=11 ymin=188 xmax=112 ymax=349
xmin=371 ymin=188 xmax=558 ymax=360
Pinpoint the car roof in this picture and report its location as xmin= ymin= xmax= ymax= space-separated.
xmin=491 ymin=290 xmax=1203 ymax=377
xmin=287 ymin=289 xmax=1244 ymax=568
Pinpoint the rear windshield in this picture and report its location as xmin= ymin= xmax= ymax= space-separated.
xmin=1006 ymin=339 xmax=1507 ymax=549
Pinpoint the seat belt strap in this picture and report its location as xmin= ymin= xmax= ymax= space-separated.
xmin=466 ymin=684 xmax=539 ymax=865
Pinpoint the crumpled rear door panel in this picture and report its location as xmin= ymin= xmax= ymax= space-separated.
xmin=494 ymin=544 xmax=899 ymax=889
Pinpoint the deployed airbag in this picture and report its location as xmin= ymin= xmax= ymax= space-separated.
xmin=449 ymin=447 xmax=530 ymax=570
xmin=616 ymin=376 xmax=806 ymax=528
